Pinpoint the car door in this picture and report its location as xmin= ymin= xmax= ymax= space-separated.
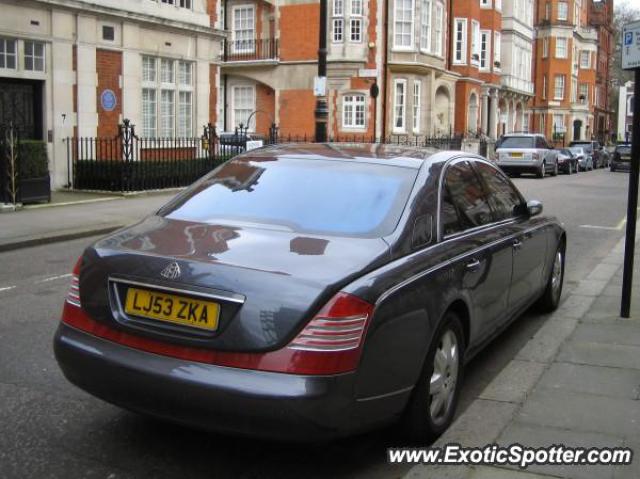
xmin=473 ymin=161 xmax=540 ymax=319
xmin=440 ymin=160 xmax=513 ymax=337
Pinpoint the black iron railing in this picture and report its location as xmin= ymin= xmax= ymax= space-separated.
xmin=222 ymin=38 xmax=279 ymax=62
xmin=66 ymin=120 xmax=464 ymax=192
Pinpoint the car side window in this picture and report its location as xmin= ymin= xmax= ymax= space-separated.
xmin=474 ymin=162 xmax=524 ymax=221
xmin=441 ymin=161 xmax=493 ymax=237
xmin=536 ymin=137 xmax=547 ymax=149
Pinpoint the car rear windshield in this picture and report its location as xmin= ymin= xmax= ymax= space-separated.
xmin=159 ymin=158 xmax=418 ymax=237
xmin=498 ymin=137 xmax=535 ymax=149
xmin=569 ymin=147 xmax=584 ymax=154
xmin=571 ymin=142 xmax=593 ymax=152
xmin=616 ymin=146 xmax=631 ymax=155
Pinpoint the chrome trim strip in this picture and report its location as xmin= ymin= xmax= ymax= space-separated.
xmin=375 ymin=221 xmax=553 ymax=306
xmin=356 ymin=385 xmax=415 ymax=402
xmin=109 ymin=277 xmax=245 ymax=304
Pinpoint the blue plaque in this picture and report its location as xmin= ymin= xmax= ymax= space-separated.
xmin=101 ymin=89 xmax=117 ymax=112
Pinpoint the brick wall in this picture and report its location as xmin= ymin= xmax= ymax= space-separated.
xmin=279 ymin=4 xmax=319 ymax=61
xmin=255 ymin=83 xmax=275 ymax=136
xmin=96 ymin=49 xmax=122 ymax=138
xmin=207 ymin=0 xmax=217 ymax=27
xmin=279 ymin=89 xmax=316 ymax=136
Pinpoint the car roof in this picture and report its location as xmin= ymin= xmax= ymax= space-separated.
xmin=500 ymin=133 xmax=543 ymax=137
xmin=235 ymin=143 xmax=461 ymax=169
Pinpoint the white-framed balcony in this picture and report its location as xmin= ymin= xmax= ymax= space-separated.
xmin=501 ymin=74 xmax=534 ymax=95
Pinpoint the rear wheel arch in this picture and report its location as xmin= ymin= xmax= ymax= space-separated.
xmin=444 ymin=299 xmax=470 ymax=351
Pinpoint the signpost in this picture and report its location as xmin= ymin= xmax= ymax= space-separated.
xmin=620 ymin=21 xmax=640 ymax=318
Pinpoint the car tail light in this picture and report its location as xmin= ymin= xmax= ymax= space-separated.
xmin=288 ymin=293 xmax=373 ymax=352
xmin=66 ymin=256 xmax=82 ymax=307
xmin=61 ymin=288 xmax=375 ymax=375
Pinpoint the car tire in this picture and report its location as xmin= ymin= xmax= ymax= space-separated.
xmin=551 ymin=162 xmax=559 ymax=176
xmin=611 ymin=166 xmax=616 ymax=172
xmin=402 ymin=312 xmax=465 ymax=443
xmin=537 ymin=242 xmax=565 ymax=313
xmin=537 ymin=162 xmax=546 ymax=178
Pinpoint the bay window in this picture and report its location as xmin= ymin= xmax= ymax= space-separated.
xmin=420 ymin=0 xmax=432 ymax=52
xmin=393 ymin=79 xmax=407 ymax=132
xmin=413 ymin=81 xmax=421 ymax=133
xmin=394 ymin=0 xmax=414 ymax=48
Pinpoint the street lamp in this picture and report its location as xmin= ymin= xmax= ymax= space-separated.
xmin=314 ymin=0 xmax=328 ymax=142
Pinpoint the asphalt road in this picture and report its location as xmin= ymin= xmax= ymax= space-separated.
xmin=0 ymin=168 xmax=631 ymax=479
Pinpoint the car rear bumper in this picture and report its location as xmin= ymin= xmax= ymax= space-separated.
xmin=496 ymin=159 xmax=541 ymax=172
xmin=54 ymin=322 xmax=407 ymax=441
xmin=611 ymin=161 xmax=631 ymax=171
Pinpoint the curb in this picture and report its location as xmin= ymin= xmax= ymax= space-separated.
xmin=404 ymin=235 xmax=628 ymax=478
xmin=0 ymin=225 xmax=124 ymax=253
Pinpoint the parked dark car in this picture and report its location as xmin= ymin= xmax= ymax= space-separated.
xmin=54 ymin=144 xmax=566 ymax=442
xmin=611 ymin=143 xmax=632 ymax=172
xmin=568 ymin=146 xmax=594 ymax=171
xmin=556 ymin=148 xmax=578 ymax=174
xmin=569 ymin=140 xmax=604 ymax=168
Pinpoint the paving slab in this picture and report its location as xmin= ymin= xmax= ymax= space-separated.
xmin=432 ymin=400 xmax=519 ymax=448
xmin=478 ymin=360 xmax=547 ymax=404
xmin=570 ymin=322 xmax=640 ymax=347
xmin=553 ymin=294 xmax=596 ymax=319
xmin=586 ymin=263 xmax=622 ymax=282
xmin=469 ymin=466 xmax=558 ymax=479
xmin=536 ymin=362 xmax=640 ymax=400
xmin=497 ymin=422 xmax=624 ymax=479
xmin=516 ymin=388 xmax=640 ymax=440
xmin=556 ymin=340 xmax=640 ymax=371
xmin=515 ymin=318 xmax=578 ymax=363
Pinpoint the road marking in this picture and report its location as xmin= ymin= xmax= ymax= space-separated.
xmin=35 ymin=273 xmax=72 ymax=284
xmin=0 ymin=286 xmax=16 ymax=292
xmin=579 ymin=225 xmax=623 ymax=231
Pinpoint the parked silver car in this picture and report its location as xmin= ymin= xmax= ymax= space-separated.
xmin=568 ymin=146 xmax=593 ymax=171
xmin=496 ymin=134 xmax=559 ymax=178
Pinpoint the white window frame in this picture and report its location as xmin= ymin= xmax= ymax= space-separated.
xmin=554 ymin=74 xmax=565 ymax=100
xmin=553 ymin=114 xmax=564 ymax=132
xmin=161 ymin=0 xmax=192 ymax=8
xmin=542 ymin=37 xmax=549 ymax=58
xmin=231 ymin=84 xmax=256 ymax=131
xmin=480 ymin=0 xmax=491 ymax=9
xmin=542 ymin=75 xmax=547 ymax=100
xmin=493 ymin=31 xmax=501 ymax=69
xmin=470 ymin=20 xmax=480 ymax=65
xmin=579 ymin=50 xmax=590 ymax=69
xmin=231 ymin=4 xmax=256 ymax=54
xmin=332 ymin=0 xmax=345 ymax=42
xmin=555 ymin=37 xmax=567 ymax=59
xmin=349 ymin=0 xmax=363 ymax=43
xmin=24 ymin=40 xmax=45 ymax=72
xmin=453 ymin=18 xmax=467 ymax=64
xmin=479 ymin=30 xmax=490 ymax=70
xmin=0 ymin=37 xmax=18 ymax=70
xmin=579 ymin=83 xmax=588 ymax=104
xmin=394 ymin=0 xmax=414 ymax=50
xmin=557 ymin=1 xmax=568 ymax=21
xmin=413 ymin=80 xmax=421 ymax=133
xmin=393 ymin=79 xmax=407 ymax=133
xmin=141 ymin=56 xmax=194 ymax=138
xmin=420 ymin=0 xmax=432 ymax=53
xmin=434 ymin=3 xmax=443 ymax=57
xmin=495 ymin=0 xmax=502 ymax=11
xmin=342 ymin=93 xmax=366 ymax=129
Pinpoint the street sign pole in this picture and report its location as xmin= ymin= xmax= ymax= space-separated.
xmin=620 ymin=21 xmax=640 ymax=318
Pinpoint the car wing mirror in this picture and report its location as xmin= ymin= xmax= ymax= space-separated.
xmin=526 ymin=200 xmax=543 ymax=217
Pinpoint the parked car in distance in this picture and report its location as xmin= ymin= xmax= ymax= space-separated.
xmin=568 ymin=146 xmax=593 ymax=171
xmin=53 ymin=143 xmax=566 ymax=443
xmin=496 ymin=133 xmax=559 ymax=178
xmin=568 ymin=140 xmax=603 ymax=168
xmin=611 ymin=143 xmax=632 ymax=172
xmin=556 ymin=149 xmax=578 ymax=174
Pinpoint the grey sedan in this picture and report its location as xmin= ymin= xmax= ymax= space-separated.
xmin=54 ymin=144 xmax=566 ymax=442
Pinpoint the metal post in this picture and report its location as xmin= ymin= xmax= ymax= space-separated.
xmin=621 ymin=70 xmax=640 ymax=318
xmin=314 ymin=0 xmax=328 ymax=143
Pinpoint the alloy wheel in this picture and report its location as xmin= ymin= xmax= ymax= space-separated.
xmin=429 ymin=329 xmax=459 ymax=426
xmin=551 ymin=250 xmax=563 ymax=301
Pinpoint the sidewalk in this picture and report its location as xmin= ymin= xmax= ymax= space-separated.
xmin=0 ymin=190 xmax=180 ymax=251
xmin=406 ymin=236 xmax=640 ymax=479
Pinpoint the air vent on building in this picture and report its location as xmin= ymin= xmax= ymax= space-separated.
xmin=31 ymin=20 xmax=40 ymax=26
xmin=165 ymin=42 xmax=172 ymax=47
xmin=103 ymin=25 xmax=115 ymax=41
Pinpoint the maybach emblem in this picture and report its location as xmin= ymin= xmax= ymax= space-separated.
xmin=160 ymin=262 xmax=182 ymax=280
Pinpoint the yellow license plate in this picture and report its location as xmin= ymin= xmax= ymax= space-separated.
xmin=124 ymin=287 xmax=220 ymax=331
xmin=510 ymin=152 xmax=523 ymax=158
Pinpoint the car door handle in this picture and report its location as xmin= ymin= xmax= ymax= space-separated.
xmin=466 ymin=259 xmax=482 ymax=271
xmin=513 ymin=239 xmax=523 ymax=250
